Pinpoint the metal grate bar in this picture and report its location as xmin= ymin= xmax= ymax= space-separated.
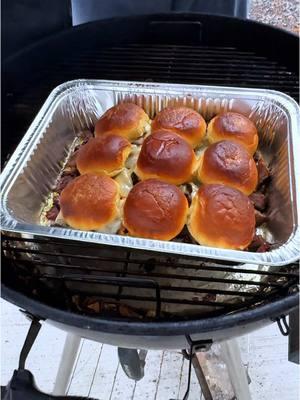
xmin=2 ymin=239 xmax=298 ymax=278
xmin=4 ymin=252 xmax=287 ymax=288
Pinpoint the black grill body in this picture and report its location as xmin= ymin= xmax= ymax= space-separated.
xmin=2 ymin=14 xmax=299 ymax=349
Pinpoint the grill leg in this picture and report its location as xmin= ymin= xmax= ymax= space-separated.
xmin=195 ymin=339 xmax=251 ymax=400
xmin=52 ymin=333 xmax=81 ymax=396
xmin=220 ymin=339 xmax=252 ymax=400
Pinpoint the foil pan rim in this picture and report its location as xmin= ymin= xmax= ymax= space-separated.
xmin=1 ymin=79 xmax=300 ymax=266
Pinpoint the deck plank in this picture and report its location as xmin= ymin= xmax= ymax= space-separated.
xmin=154 ymin=350 xmax=184 ymax=400
xmin=89 ymin=344 xmax=120 ymax=400
xmin=133 ymin=350 xmax=164 ymax=400
xmin=67 ymin=339 xmax=103 ymax=397
xmin=1 ymin=299 xmax=299 ymax=400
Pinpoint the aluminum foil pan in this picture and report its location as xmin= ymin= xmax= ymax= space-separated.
xmin=1 ymin=80 xmax=300 ymax=266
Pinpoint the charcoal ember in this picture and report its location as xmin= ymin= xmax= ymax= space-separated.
xmin=87 ymin=302 xmax=102 ymax=313
xmin=249 ymin=192 xmax=267 ymax=211
xmin=72 ymin=296 xmax=104 ymax=314
xmin=72 ymin=295 xmax=143 ymax=317
xmin=119 ymin=304 xmax=143 ymax=319
xmin=255 ymin=209 xmax=268 ymax=226
xmin=46 ymin=204 xmax=60 ymax=221
xmin=202 ymin=293 xmax=217 ymax=302
xmin=248 ymin=234 xmax=270 ymax=252
xmin=78 ymin=130 xmax=93 ymax=144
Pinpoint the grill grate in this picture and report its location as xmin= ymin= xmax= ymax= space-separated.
xmin=6 ymin=44 xmax=300 ymax=105
xmin=2 ymin=235 xmax=298 ymax=320
xmin=2 ymin=42 xmax=299 ymax=322
xmin=3 ymin=44 xmax=298 ymax=163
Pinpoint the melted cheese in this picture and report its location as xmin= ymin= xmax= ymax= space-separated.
xmin=125 ymin=145 xmax=141 ymax=171
xmin=194 ymin=143 xmax=207 ymax=159
xmin=180 ymin=182 xmax=199 ymax=199
xmin=115 ymin=169 xmax=133 ymax=198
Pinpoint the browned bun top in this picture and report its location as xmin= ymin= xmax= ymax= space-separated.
xmin=188 ymin=184 xmax=255 ymax=250
xmin=94 ymin=102 xmax=150 ymax=140
xmin=207 ymin=112 xmax=258 ymax=154
xmin=136 ymin=129 xmax=197 ymax=185
xmin=76 ymin=134 xmax=131 ymax=177
xmin=60 ymin=174 xmax=119 ymax=230
xmin=198 ymin=140 xmax=258 ymax=195
xmin=152 ymin=106 xmax=206 ymax=148
xmin=123 ymin=179 xmax=188 ymax=240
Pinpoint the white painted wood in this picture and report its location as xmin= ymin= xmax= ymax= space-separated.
xmin=89 ymin=344 xmax=120 ymax=399
xmin=177 ymin=359 xmax=202 ymax=400
xmin=1 ymin=299 xmax=299 ymax=400
xmin=154 ymin=350 xmax=184 ymax=400
xmin=67 ymin=339 xmax=102 ymax=397
xmin=1 ymin=300 xmax=67 ymax=394
xmin=237 ymin=325 xmax=300 ymax=400
xmin=109 ymin=360 xmax=136 ymax=400
xmin=1 ymin=301 xmax=30 ymax=385
xmin=220 ymin=339 xmax=251 ymax=400
xmin=52 ymin=333 xmax=81 ymax=395
xmin=133 ymin=350 xmax=164 ymax=400
xmin=66 ymin=339 xmax=84 ymax=393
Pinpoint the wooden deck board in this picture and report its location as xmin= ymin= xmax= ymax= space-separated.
xmin=1 ymin=299 xmax=299 ymax=399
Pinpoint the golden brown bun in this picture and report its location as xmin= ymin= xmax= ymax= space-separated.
xmin=123 ymin=179 xmax=188 ymax=240
xmin=188 ymin=184 xmax=255 ymax=250
xmin=136 ymin=130 xmax=197 ymax=185
xmin=198 ymin=140 xmax=258 ymax=195
xmin=152 ymin=106 xmax=206 ymax=148
xmin=76 ymin=134 xmax=131 ymax=177
xmin=94 ymin=103 xmax=150 ymax=141
xmin=60 ymin=174 xmax=119 ymax=230
xmin=207 ymin=112 xmax=258 ymax=154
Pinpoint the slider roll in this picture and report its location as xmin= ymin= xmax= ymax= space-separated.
xmin=188 ymin=184 xmax=255 ymax=250
xmin=152 ymin=106 xmax=206 ymax=148
xmin=76 ymin=134 xmax=131 ymax=177
xmin=136 ymin=129 xmax=198 ymax=185
xmin=95 ymin=102 xmax=150 ymax=141
xmin=207 ymin=112 xmax=258 ymax=155
xmin=124 ymin=179 xmax=188 ymax=240
xmin=60 ymin=174 xmax=119 ymax=230
xmin=198 ymin=140 xmax=258 ymax=195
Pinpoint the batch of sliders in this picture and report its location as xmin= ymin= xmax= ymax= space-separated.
xmin=42 ymin=102 xmax=272 ymax=252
